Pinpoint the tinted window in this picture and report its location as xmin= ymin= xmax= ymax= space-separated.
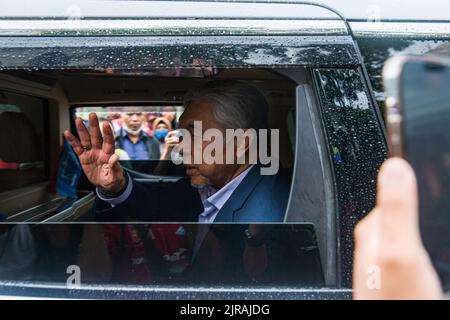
xmin=0 ymin=223 xmax=324 ymax=287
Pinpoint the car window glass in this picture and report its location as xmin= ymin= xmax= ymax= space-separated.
xmin=0 ymin=223 xmax=325 ymax=288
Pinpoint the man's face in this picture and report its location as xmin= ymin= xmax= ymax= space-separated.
xmin=123 ymin=112 xmax=145 ymax=131
xmin=179 ymin=101 xmax=238 ymax=188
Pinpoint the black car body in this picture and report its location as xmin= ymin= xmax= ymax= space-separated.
xmin=0 ymin=0 xmax=449 ymax=299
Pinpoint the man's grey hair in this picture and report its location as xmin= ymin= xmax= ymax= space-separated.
xmin=183 ymin=80 xmax=269 ymax=130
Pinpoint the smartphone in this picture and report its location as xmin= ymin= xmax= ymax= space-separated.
xmin=383 ymin=54 xmax=450 ymax=290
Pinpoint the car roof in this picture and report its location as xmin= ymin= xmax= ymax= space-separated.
xmin=306 ymin=0 xmax=450 ymax=22
xmin=1 ymin=0 xmax=449 ymax=21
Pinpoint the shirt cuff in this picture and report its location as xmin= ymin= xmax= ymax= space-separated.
xmin=96 ymin=173 xmax=133 ymax=207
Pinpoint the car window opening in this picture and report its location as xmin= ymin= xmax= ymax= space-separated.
xmin=0 ymin=67 xmax=328 ymax=287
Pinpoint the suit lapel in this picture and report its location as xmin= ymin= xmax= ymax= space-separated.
xmin=214 ymin=164 xmax=263 ymax=222
xmin=213 ymin=199 xmax=234 ymax=222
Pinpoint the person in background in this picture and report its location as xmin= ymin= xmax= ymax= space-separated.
xmin=144 ymin=111 xmax=159 ymax=137
xmin=114 ymin=109 xmax=160 ymax=160
xmin=353 ymin=158 xmax=444 ymax=300
xmin=161 ymin=106 xmax=177 ymax=129
xmin=109 ymin=112 xmax=123 ymax=133
xmin=152 ymin=117 xmax=173 ymax=157
xmin=151 ymin=129 xmax=182 ymax=176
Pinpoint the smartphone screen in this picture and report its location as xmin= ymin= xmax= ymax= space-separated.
xmin=401 ymin=58 xmax=450 ymax=290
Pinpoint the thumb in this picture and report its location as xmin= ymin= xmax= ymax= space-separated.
xmin=377 ymin=158 xmax=420 ymax=243
xmin=108 ymin=154 xmax=122 ymax=175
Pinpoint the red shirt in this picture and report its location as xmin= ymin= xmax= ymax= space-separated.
xmin=103 ymin=224 xmax=191 ymax=283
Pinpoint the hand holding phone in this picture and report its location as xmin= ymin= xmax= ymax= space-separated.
xmin=383 ymin=54 xmax=450 ymax=291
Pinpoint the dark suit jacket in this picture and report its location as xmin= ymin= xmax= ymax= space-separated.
xmin=95 ymin=164 xmax=290 ymax=222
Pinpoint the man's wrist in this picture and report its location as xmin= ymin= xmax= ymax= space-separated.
xmin=98 ymin=171 xmax=129 ymax=198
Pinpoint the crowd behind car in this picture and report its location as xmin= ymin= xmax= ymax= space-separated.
xmin=76 ymin=106 xmax=181 ymax=161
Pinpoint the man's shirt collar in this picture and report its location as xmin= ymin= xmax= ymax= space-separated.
xmin=198 ymin=164 xmax=255 ymax=222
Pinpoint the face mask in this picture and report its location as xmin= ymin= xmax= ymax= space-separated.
xmin=154 ymin=129 xmax=169 ymax=142
xmin=123 ymin=123 xmax=142 ymax=136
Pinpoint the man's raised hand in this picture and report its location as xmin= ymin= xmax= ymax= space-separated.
xmin=64 ymin=113 xmax=126 ymax=192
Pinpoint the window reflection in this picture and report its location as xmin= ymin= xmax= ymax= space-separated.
xmin=0 ymin=224 xmax=324 ymax=286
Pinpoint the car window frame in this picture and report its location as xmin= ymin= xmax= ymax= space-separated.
xmin=0 ymin=9 xmax=371 ymax=298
